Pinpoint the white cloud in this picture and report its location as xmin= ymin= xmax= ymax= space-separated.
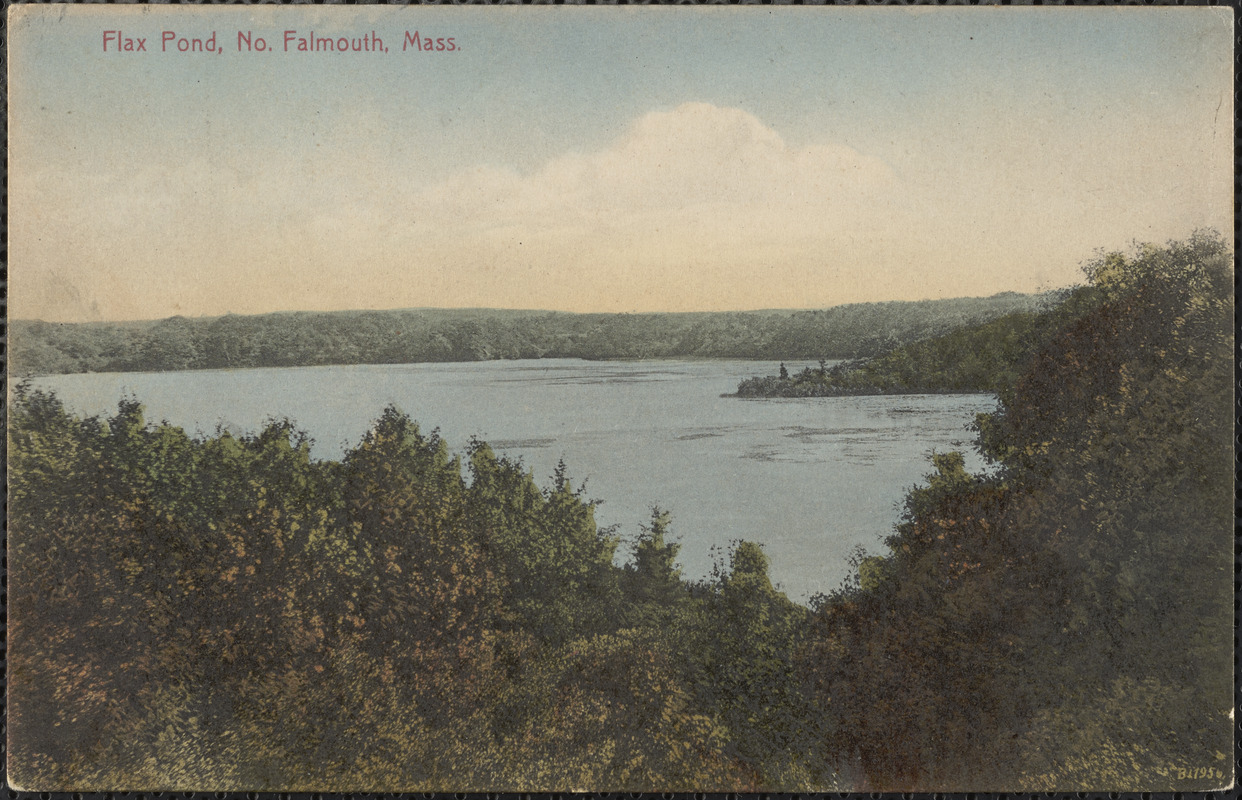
xmin=414 ymin=101 xmax=897 ymax=232
xmin=347 ymin=102 xmax=909 ymax=312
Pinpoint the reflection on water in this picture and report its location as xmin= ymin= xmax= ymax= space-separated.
xmin=27 ymin=358 xmax=996 ymax=603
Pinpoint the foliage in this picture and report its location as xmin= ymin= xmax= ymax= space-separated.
xmin=11 ymin=293 xmax=1049 ymax=376
xmin=694 ymin=542 xmax=830 ymax=789
xmin=8 ymin=392 xmax=831 ymax=790
xmin=737 ymin=298 xmax=1072 ymax=397
xmin=801 ymin=232 xmax=1234 ymax=790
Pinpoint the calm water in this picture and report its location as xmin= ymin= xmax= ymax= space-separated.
xmin=26 ymin=359 xmax=996 ymax=602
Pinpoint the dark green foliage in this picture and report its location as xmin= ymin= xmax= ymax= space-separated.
xmin=8 ymin=391 xmax=828 ymax=791
xmin=11 ymin=293 xmax=1048 ymax=376
xmin=738 ymin=303 xmax=1063 ymax=397
xmin=464 ymin=445 xmax=621 ymax=647
xmin=693 ymin=543 xmax=829 ymax=789
xmin=621 ymin=508 xmax=686 ymax=626
xmin=801 ymin=232 xmax=1234 ymax=790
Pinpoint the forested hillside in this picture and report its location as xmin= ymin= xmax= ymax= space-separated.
xmin=9 ymin=234 xmax=1232 ymax=791
xmin=801 ymin=232 xmax=1233 ymax=789
xmin=11 ymin=293 xmax=1047 ymax=376
xmin=737 ymin=290 xmax=1096 ymax=397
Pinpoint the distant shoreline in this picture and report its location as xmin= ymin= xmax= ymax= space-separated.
xmin=10 ymin=292 xmax=1051 ymax=378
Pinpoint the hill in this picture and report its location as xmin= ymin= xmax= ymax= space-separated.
xmin=736 ymin=292 xmax=1086 ymax=398
xmin=10 ymin=293 xmax=1051 ymax=376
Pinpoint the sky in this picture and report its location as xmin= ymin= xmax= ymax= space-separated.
xmin=8 ymin=5 xmax=1234 ymax=322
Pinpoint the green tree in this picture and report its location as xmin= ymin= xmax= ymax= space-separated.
xmin=621 ymin=507 xmax=689 ymax=627
xmin=802 ymin=232 xmax=1234 ymax=790
xmin=697 ymin=542 xmax=827 ymax=788
xmin=465 ymin=444 xmax=620 ymax=647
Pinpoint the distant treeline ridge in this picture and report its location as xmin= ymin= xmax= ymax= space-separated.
xmin=12 ymin=293 xmax=1050 ymax=376
xmin=736 ymin=301 xmax=1071 ymax=398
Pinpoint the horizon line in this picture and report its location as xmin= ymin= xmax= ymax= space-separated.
xmin=11 ymin=288 xmax=1064 ymax=327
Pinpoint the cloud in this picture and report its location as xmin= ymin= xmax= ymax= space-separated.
xmin=416 ymin=101 xmax=897 ymax=233
xmin=363 ymin=102 xmax=906 ymax=312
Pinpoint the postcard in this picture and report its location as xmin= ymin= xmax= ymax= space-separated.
xmin=6 ymin=4 xmax=1235 ymax=792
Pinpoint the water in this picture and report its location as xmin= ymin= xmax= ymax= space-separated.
xmin=24 ymin=359 xmax=997 ymax=602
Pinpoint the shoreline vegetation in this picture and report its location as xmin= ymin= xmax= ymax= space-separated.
xmin=735 ymin=292 xmax=1091 ymax=398
xmin=8 ymin=233 xmax=1233 ymax=792
xmin=11 ymin=293 xmax=1049 ymax=377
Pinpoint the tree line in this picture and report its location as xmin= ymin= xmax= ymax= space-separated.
xmin=8 ymin=233 xmax=1232 ymax=790
xmin=802 ymin=231 xmax=1233 ymax=788
xmin=11 ymin=293 xmax=1048 ymax=376
xmin=9 ymin=391 xmax=823 ymax=790
xmin=735 ymin=287 xmax=1106 ymax=397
